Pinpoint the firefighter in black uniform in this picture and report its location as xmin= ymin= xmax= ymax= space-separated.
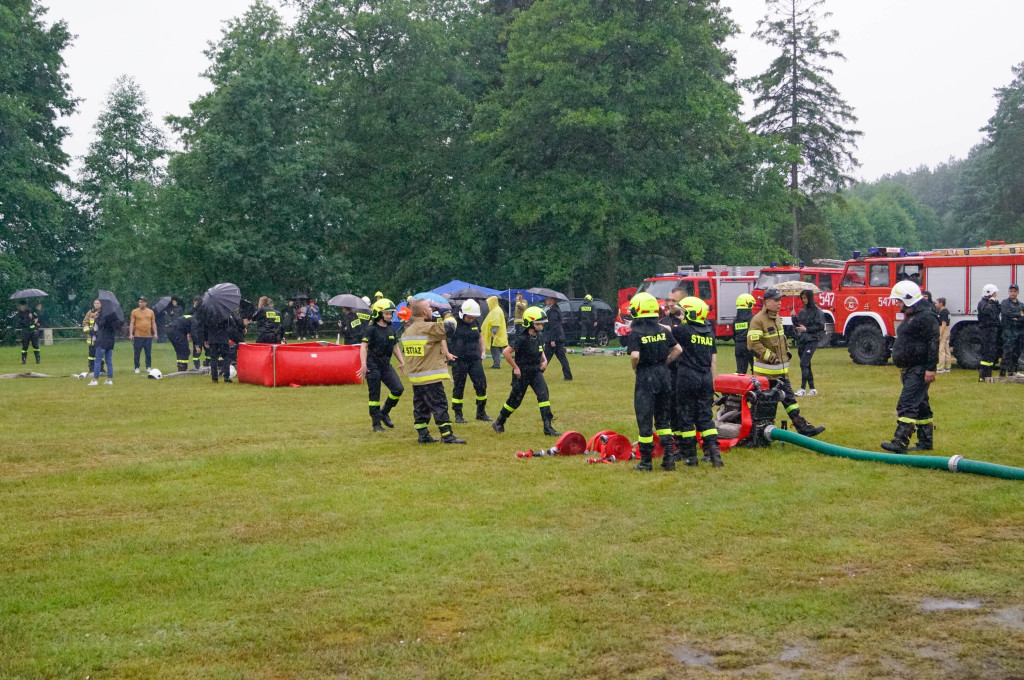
xmin=671 ymin=296 xmax=723 ymax=467
xmin=450 ymin=299 xmax=492 ymax=423
xmin=543 ymin=296 xmax=573 ymax=380
xmin=492 ymin=307 xmax=560 ymax=436
xmin=358 ymin=298 xmax=406 ymax=432
xmin=733 ymin=293 xmax=754 ymax=374
xmin=794 ymin=290 xmax=826 ymax=395
xmin=627 ymin=293 xmax=682 ymax=472
xmin=660 ymin=287 xmax=687 ymax=464
xmin=579 ymin=294 xmax=597 ymax=345
xmin=1000 ymin=283 xmax=1024 ymax=377
xmin=253 ymin=297 xmax=283 ymax=343
xmin=340 ymin=307 xmax=364 ymax=345
xmin=15 ymin=302 xmax=40 ymax=364
xmin=977 ymin=283 xmax=1001 ymax=380
xmin=166 ymin=310 xmax=194 ymax=372
xmin=881 ymin=281 xmax=939 ymax=452
xmin=188 ymin=297 xmax=205 ymax=368
xmin=202 ymin=310 xmax=232 ymax=383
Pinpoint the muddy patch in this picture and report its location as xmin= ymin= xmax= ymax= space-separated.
xmin=670 ymin=643 xmax=716 ymax=667
xmin=919 ymin=597 xmax=982 ymax=612
xmin=984 ymin=606 xmax=1024 ymax=631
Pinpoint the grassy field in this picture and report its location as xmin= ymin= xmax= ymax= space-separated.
xmin=2 ymin=341 xmax=1023 ymax=679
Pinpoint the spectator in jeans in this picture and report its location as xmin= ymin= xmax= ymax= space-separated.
xmin=129 ymin=296 xmax=158 ymax=374
xmin=88 ymin=304 xmax=121 ymax=386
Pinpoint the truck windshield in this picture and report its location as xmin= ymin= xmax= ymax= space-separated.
xmin=755 ymin=272 xmax=800 ymax=289
xmin=637 ymin=279 xmax=690 ymax=298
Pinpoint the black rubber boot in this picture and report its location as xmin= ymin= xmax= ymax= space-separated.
xmin=35 ymin=351 xmax=40 ymax=364
xmin=543 ymin=417 xmax=560 ymax=437
xmin=705 ymin=436 xmax=723 ymax=468
xmin=453 ymin=403 xmax=467 ymax=424
xmin=659 ymin=435 xmax=676 ymax=471
xmin=633 ymin=443 xmax=653 ymax=471
xmin=441 ymin=433 xmax=467 ymax=444
xmin=881 ymin=421 xmax=915 ymax=453
xmin=791 ymin=412 xmax=825 ymax=437
xmin=492 ymin=409 xmax=509 ymax=434
xmin=476 ymin=399 xmax=493 ymax=422
xmin=21 ymin=356 xmax=26 ymax=365
xmin=417 ymin=428 xmax=439 ymax=444
xmin=380 ymin=397 xmax=398 ymax=428
xmin=679 ymin=438 xmax=699 ymax=467
xmin=907 ymin=423 xmax=933 ymax=451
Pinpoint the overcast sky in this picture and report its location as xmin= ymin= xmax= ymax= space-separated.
xmin=43 ymin=0 xmax=1024 ymax=182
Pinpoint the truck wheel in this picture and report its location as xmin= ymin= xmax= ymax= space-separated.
xmin=595 ymin=330 xmax=610 ymax=347
xmin=847 ymin=324 xmax=889 ymax=365
xmin=952 ymin=323 xmax=981 ymax=370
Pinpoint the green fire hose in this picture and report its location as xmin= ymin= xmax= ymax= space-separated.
xmin=764 ymin=425 xmax=1024 ymax=481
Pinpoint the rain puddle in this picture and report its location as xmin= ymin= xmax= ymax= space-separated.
xmin=919 ymin=598 xmax=982 ymax=612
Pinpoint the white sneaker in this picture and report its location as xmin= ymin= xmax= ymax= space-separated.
xmin=87 ymin=379 xmax=98 ymax=386
xmin=795 ymin=388 xmax=806 ymax=396
xmin=809 ymin=389 xmax=819 ymax=396
xmin=135 ymin=368 xmax=140 ymax=374
xmin=104 ymin=379 xmax=114 ymax=385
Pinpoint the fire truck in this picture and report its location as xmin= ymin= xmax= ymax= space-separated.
xmin=750 ymin=264 xmax=845 ymax=347
xmin=833 ymin=243 xmax=1024 ymax=368
xmin=617 ymin=265 xmax=762 ymax=338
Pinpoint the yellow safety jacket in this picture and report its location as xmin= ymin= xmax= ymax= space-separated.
xmin=401 ymin=318 xmax=453 ymax=385
xmin=481 ymin=295 xmax=508 ymax=349
xmin=746 ymin=309 xmax=789 ymax=377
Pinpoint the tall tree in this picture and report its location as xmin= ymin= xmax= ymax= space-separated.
xmin=0 ymin=0 xmax=77 ymax=301
xmin=745 ymin=0 xmax=861 ymax=259
xmin=981 ymin=61 xmax=1024 ymax=241
xmin=77 ymin=76 xmax=168 ymax=297
xmin=474 ymin=0 xmax=790 ymax=298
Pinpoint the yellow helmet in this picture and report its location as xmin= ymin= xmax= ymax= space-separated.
xmin=370 ymin=297 xmax=395 ymax=319
xmin=374 ymin=291 xmax=384 ymax=300
xmin=584 ymin=294 xmax=593 ymax=301
xmin=629 ymin=292 xmax=660 ymax=319
xmin=736 ymin=293 xmax=755 ymax=309
xmin=680 ymin=296 xmax=709 ymax=324
xmin=522 ymin=306 xmax=548 ymax=327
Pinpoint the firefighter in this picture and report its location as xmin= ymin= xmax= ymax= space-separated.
xmin=543 ymin=296 xmax=573 ymax=381
xmin=358 ymin=298 xmax=406 ymax=432
xmin=627 ymin=293 xmax=681 ymax=472
xmin=579 ymin=294 xmax=597 ymax=345
xmin=671 ymin=297 xmax=722 ymax=467
xmin=492 ymin=306 xmax=560 ymax=437
xmin=401 ymin=299 xmax=464 ymax=444
xmin=733 ymin=293 xmax=754 ymax=374
xmin=166 ymin=309 xmax=194 ymax=372
xmin=374 ymin=291 xmax=384 ymax=301
xmin=977 ymin=283 xmax=1001 ymax=380
xmin=82 ymin=300 xmax=102 ymax=374
xmin=339 ymin=306 xmax=364 ymax=345
xmin=794 ymin=290 xmax=826 ymax=396
xmin=747 ymin=288 xmax=826 ymax=437
xmin=1000 ymin=283 xmax=1024 ymax=377
xmin=188 ymin=297 xmax=205 ymax=368
xmin=660 ymin=287 xmax=687 ymax=463
xmin=450 ymin=299 xmax=492 ymax=423
xmin=15 ymin=301 xmax=39 ymax=364
xmin=252 ymin=297 xmax=283 ymax=343
xmin=881 ymin=281 xmax=938 ymax=453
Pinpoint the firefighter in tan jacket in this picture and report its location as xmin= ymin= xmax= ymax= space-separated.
xmin=747 ymin=288 xmax=825 ymax=437
xmin=401 ymin=298 xmax=466 ymax=444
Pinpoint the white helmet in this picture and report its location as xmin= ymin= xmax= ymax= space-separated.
xmin=361 ymin=296 xmax=371 ymax=306
xmin=147 ymin=368 xmax=163 ymax=380
xmin=460 ymin=299 xmax=481 ymax=318
xmin=982 ymin=283 xmax=999 ymax=298
xmin=889 ymin=280 xmax=923 ymax=306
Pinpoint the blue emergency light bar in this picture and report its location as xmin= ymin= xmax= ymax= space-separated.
xmin=866 ymin=247 xmax=907 ymax=257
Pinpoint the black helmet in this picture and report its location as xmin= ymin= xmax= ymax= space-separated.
xmin=764 ymin=288 xmax=783 ymax=301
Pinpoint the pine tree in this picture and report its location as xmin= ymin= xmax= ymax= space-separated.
xmin=745 ymin=0 xmax=861 ymax=259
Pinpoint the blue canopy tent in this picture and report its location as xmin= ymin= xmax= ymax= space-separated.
xmin=392 ymin=280 xmax=545 ymax=327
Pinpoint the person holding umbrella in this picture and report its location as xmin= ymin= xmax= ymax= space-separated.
xmin=129 ymin=296 xmax=158 ymax=374
xmin=14 ymin=301 xmax=40 ymax=365
xmin=88 ymin=292 xmax=123 ymax=386
xmin=82 ymin=299 xmax=105 ymax=374
xmin=201 ymin=283 xmax=242 ymax=383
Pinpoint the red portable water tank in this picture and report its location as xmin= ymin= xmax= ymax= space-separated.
xmin=237 ymin=342 xmax=362 ymax=387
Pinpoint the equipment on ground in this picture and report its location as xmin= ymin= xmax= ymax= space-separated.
xmin=147 ymin=368 xmax=163 ymax=380
xmin=514 ymin=431 xmax=587 ymax=458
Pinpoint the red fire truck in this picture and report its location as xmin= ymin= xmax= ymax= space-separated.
xmin=617 ymin=265 xmax=762 ymax=338
xmin=833 ymin=243 xmax=1024 ymax=368
xmin=750 ymin=264 xmax=845 ymax=346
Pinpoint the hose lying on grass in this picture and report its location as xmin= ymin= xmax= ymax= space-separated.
xmin=764 ymin=425 xmax=1024 ymax=481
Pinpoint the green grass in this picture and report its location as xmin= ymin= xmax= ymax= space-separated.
xmin=2 ymin=341 xmax=1023 ymax=679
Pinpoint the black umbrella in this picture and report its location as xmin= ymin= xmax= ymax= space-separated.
xmin=290 ymin=291 xmax=310 ymax=301
xmin=152 ymin=296 xmax=173 ymax=314
xmin=98 ymin=290 xmax=124 ymax=321
xmin=327 ymin=294 xmax=370 ymax=310
xmin=450 ymin=287 xmax=489 ymax=300
xmin=9 ymin=288 xmax=48 ymax=300
xmin=527 ymin=287 xmax=568 ymax=301
xmin=202 ymin=283 xmax=242 ymax=321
